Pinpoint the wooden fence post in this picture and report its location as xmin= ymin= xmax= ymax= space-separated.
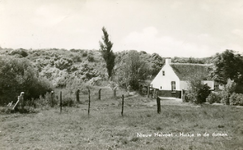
xmin=76 ymin=89 xmax=80 ymax=102
xmin=21 ymin=92 xmax=25 ymax=110
xmin=88 ymin=88 xmax=91 ymax=116
xmin=157 ymin=96 xmax=161 ymax=114
xmin=60 ymin=91 xmax=62 ymax=113
xmin=51 ymin=91 xmax=54 ymax=107
xmin=147 ymin=86 xmax=150 ymax=98
xmin=98 ymin=89 xmax=101 ymax=100
xmin=121 ymin=95 xmax=124 ymax=116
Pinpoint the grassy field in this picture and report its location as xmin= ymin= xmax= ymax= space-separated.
xmin=0 ymin=94 xmax=243 ymax=150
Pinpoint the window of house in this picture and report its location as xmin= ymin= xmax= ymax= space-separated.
xmin=171 ymin=81 xmax=176 ymax=91
xmin=162 ymin=71 xmax=165 ymax=76
xmin=160 ymin=86 xmax=162 ymax=90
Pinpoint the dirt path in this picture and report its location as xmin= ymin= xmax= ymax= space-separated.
xmin=144 ymin=97 xmax=200 ymax=107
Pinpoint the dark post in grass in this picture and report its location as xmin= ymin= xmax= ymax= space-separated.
xmin=50 ymin=91 xmax=54 ymax=107
xmin=76 ymin=89 xmax=80 ymax=102
xmin=98 ymin=89 xmax=101 ymax=100
xmin=121 ymin=94 xmax=124 ymax=116
xmin=88 ymin=88 xmax=91 ymax=116
xmin=156 ymin=96 xmax=161 ymax=114
xmin=60 ymin=91 xmax=62 ymax=113
xmin=147 ymin=85 xmax=150 ymax=98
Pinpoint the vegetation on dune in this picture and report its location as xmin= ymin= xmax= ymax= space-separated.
xmin=0 ymin=47 xmax=243 ymax=107
xmin=116 ymin=50 xmax=149 ymax=90
xmin=0 ymin=46 xmax=243 ymax=149
xmin=0 ymin=56 xmax=53 ymax=106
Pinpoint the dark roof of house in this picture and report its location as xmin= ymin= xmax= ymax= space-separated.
xmin=170 ymin=63 xmax=212 ymax=80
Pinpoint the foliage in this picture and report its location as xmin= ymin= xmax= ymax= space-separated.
xmin=172 ymin=56 xmax=213 ymax=64
xmin=82 ymin=52 xmax=88 ymax=57
xmin=87 ymin=55 xmax=95 ymax=62
xmin=186 ymin=76 xmax=211 ymax=104
xmin=229 ymin=93 xmax=243 ymax=106
xmin=211 ymin=50 xmax=243 ymax=85
xmin=62 ymin=96 xmax=76 ymax=107
xmin=206 ymin=92 xmax=222 ymax=104
xmin=0 ymin=56 xmax=53 ymax=106
xmin=73 ymin=55 xmax=82 ymax=62
xmin=118 ymin=50 xmax=149 ymax=90
xmin=150 ymin=53 xmax=164 ymax=77
xmin=219 ymin=90 xmax=230 ymax=105
xmin=220 ymin=79 xmax=236 ymax=105
xmin=9 ymin=48 xmax=28 ymax=57
xmin=99 ymin=27 xmax=116 ymax=79
xmin=54 ymin=57 xmax=73 ymax=70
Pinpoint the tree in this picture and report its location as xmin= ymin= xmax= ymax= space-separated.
xmin=119 ymin=50 xmax=149 ymax=90
xmin=211 ymin=50 xmax=243 ymax=85
xmin=99 ymin=27 xmax=116 ymax=79
xmin=151 ymin=53 xmax=164 ymax=77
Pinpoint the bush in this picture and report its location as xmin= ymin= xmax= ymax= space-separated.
xmin=186 ymin=79 xmax=211 ymax=104
xmin=73 ymin=55 xmax=82 ymax=62
xmin=182 ymin=92 xmax=189 ymax=102
xmin=9 ymin=49 xmax=28 ymax=57
xmin=206 ymin=92 xmax=222 ymax=104
xmin=197 ymin=84 xmax=211 ymax=103
xmin=87 ymin=55 xmax=95 ymax=62
xmin=229 ymin=93 xmax=243 ymax=106
xmin=82 ymin=52 xmax=88 ymax=57
xmin=0 ymin=56 xmax=53 ymax=106
xmin=62 ymin=97 xmax=76 ymax=107
xmin=34 ymin=95 xmax=49 ymax=108
xmin=54 ymin=57 xmax=73 ymax=70
xmin=219 ymin=90 xmax=230 ymax=105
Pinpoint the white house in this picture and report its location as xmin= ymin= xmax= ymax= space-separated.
xmin=151 ymin=58 xmax=214 ymax=98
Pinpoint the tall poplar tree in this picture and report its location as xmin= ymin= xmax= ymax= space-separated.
xmin=99 ymin=27 xmax=115 ymax=79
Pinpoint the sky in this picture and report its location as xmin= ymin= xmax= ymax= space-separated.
xmin=0 ymin=0 xmax=243 ymax=58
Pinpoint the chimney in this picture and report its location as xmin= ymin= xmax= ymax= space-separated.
xmin=165 ymin=58 xmax=171 ymax=65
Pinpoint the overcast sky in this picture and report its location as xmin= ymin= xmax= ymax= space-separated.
xmin=0 ymin=0 xmax=243 ymax=57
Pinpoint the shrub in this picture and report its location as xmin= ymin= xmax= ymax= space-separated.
xmin=182 ymin=92 xmax=189 ymax=102
xmin=73 ymin=55 xmax=82 ymax=62
xmin=87 ymin=55 xmax=95 ymax=62
xmin=62 ymin=97 xmax=76 ymax=107
xmin=9 ymin=48 xmax=28 ymax=57
xmin=82 ymin=52 xmax=88 ymax=57
xmin=0 ymin=56 xmax=53 ymax=106
xmin=54 ymin=57 xmax=73 ymax=70
xmin=206 ymin=92 xmax=222 ymax=104
xmin=197 ymin=84 xmax=211 ymax=103
xmin=229 ymin=93 xmax=243 ymax=106
xmin=186 ymin=79 xmax=211 ymax=104
xmin=219 ymin=90 xmax=230 ymax=105
xmin=34 ymin=95 xmax=49 ymax=108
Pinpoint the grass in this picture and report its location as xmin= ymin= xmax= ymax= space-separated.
xmin=0 ymin=94 xmax=243 ymax=150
